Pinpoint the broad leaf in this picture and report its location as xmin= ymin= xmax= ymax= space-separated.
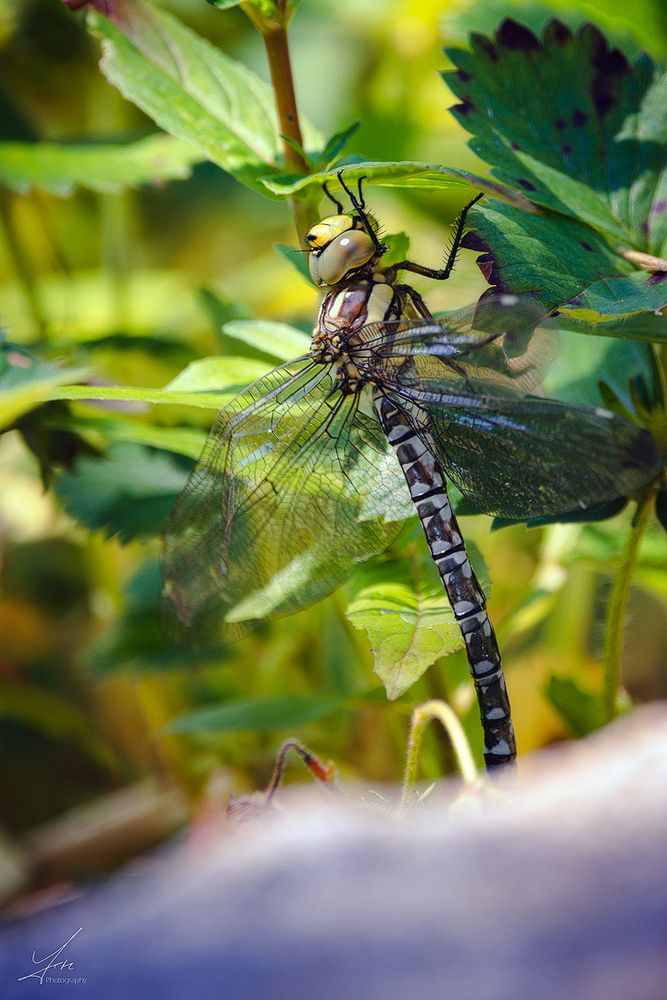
xmin=221 ymin=320 xmax=310 ymax=361
xmin=56 ymin=442 xmax=190 ymax=542
xmin=559 ymin=272 xmax=667 ymax=322
xmin=442 ymin=0 xmax=667 ymax=61
xmin=164 ymin=356 xmax=272 ymax=393
xmin=0 ymin=134 xmax=202 ymax=195
xmin=261 ymin=160 xmax=531 ymax=207
xmin=462 ymin=202 xmax=667 ymax=319
xmin=51 ymin=413 xmax=207 ymax=461
xmin=165 ymin=695 xmax=342 ymax=734
xmin=0 ymin=337 xmax=84 ymax=430
xmin=87 ymin=1 xmax=322 ymax=195
xmin=345 ymin=539 xmax=489 ymax=700
xmin=446 ymin=19 xmax=667 ymax=254
xmin=555 ymin=311 xmax=667 ymax=345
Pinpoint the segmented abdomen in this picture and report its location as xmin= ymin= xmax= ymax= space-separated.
xmin=374 ymin=392 xmax=516 ymax=770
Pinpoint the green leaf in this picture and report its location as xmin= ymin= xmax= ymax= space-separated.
xmin=50 ymin=413 xmax=207 ymax=461
xmin=442 ymin=0 xmax=667 ymax=60
xmin=381 ymin=231 xmax=411 ymax=269
xmin=0 ymin=134 xmax=202 ymax=195
xmin=207 ymin=0 xmax=245 ymax=9
xmin=464 ymin=202 xmax=641 ymax=313
xmin=446 ymin=19 xmax=667 ymax=254
xmin=260 ymin=160 xmax=529 ymax=206
xmin=554 ymin=310 xmax=667 ymax=344
xmin=543 ymin=674 xmax=606 ymax=737
xmin=345 ymin=541 xmax=489 ymax=700
xmin=164 ymin=355 xmax=272 ymax=392
xmin=0 ymin=679 xmax=114 ymax=769
xmin=464 ymin=202 xmax=667 ymax=319
xmin=87 ymin=1 xmax=322 ymax=195
xmin=221 ymin=320 xmax=310 ymax=361
xmin=315 ymin=120 xmax=360 ymax=169
xmin=164 ymin=694 xmax=342 ymax=734
xmin=48 ymin=383 xmax=232 ymax=411
xmin=0 ymin=337 xmax=85 ymax=430
xmin=560 ymin=272 xmax=667 ymax=322
xmin=55 ymin=442 xmax=190 ymax=542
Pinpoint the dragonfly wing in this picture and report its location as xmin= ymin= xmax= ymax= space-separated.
xmin=162 ymin=361 xmax=408 ymax=645
xmin=382 ymin=386 xmax=663 ymax=520
xmin=358 ymin=295 xmax=558 ymax=398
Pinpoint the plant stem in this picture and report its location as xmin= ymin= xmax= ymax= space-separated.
xmin=262 ymin=25 xmax=307 ymax=175
xmin=0 ymin=192 xmax=46 ymax=336
xmin=400 ymin=699 xmax=477 ymax=811
xmin=253 ymin=12 xmax=319 ymax=241
xmin=602 ymin=492 xmax=654 ymax=722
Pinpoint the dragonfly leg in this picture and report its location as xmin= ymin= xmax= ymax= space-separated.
xmin=397 ymin=284 xmax=435 ymax=321
xmin=374 ymin=391 xmax=517 ymax=773
xmin=386 ymin=192 xmax=484 ymax=283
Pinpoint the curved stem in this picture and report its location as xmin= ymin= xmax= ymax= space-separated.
xmin=400 ymin=699 xmax=478 ymax=811
xmin=602 ymin=492 xmax=655 ymax=722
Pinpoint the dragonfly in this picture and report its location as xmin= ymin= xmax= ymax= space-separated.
xmin=162 ymin=173 xmax=663 ymax=772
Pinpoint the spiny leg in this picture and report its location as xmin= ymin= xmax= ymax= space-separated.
xmin=336 ymin=169 xmax=387 ymax=255
xmin=374 ymin=391 xmax=517 ymax=773
xmin=322 ymin=181 xmax=344 ymax=214
xmin=387 ymin=192 xmax=484 ymax=282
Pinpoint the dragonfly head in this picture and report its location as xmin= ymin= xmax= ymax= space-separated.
xmin=306 ymin=214 xmax=378 ymax=287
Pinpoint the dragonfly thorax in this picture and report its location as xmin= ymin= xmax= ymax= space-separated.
xmin=310 ymin=276 xmax=398 ymax=388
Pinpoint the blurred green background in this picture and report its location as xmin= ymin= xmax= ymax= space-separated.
xmin=1 ymin=0 xmax=666 ymax=889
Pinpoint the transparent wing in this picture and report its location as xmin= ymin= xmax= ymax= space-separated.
xmin=384 ymin=386 xmax=662 ymax=519
xmin=349 ymin=295 xmax=662 ymax=519
xmin=357 ymin=294 xmax=558 ymax=398
xmin=162 ymin=360 xmax=409 ymax=645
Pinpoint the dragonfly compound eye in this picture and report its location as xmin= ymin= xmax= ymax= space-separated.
xmin=308 ymin=229 xmax=376 ymax=286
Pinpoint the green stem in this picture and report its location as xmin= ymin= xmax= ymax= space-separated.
xmin=602 ymin=492 xmax=654 ymax=722
xmin=262 ymin=24 xmax=307 ymax=175
xmin=0 ymin=192 xmax=46 ymax=335
xmin=400 ymin=699 xmax=478 ymax=811
xmin=240 ymin=3 xmax=320 ymax=243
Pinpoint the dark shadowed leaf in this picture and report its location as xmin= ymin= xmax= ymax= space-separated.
xmin=164 ymin=694 xmax=342 ymax=734
xmin=0 ymin=337 xmax=85 ymax=429
xmin=56 ymin=443 xmax=191 ymax=542
xmin=462 ymin=202 xmax=667 ymax=319
xmin=446 ymin=19 xmax=667 ymax=254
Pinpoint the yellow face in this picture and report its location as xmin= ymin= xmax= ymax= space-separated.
xmin=306 ymin=215 xmax=377 ymax=287
xmin=305 ymin=215 xmax=355 ymax=251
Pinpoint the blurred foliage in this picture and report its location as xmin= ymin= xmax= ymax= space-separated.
xmin=0 ymin=0 xmax=666 ymax=852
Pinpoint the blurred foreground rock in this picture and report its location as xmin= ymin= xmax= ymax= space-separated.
xmin=1 ymin=706 xmax=667 ymax=999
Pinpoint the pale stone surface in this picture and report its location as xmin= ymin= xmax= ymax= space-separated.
xmin=1 ymin=706 xmax=666 ymax=999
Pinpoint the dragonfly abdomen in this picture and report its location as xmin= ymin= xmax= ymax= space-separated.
xmin=374 ymin=392 xmax=517 ymax=771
